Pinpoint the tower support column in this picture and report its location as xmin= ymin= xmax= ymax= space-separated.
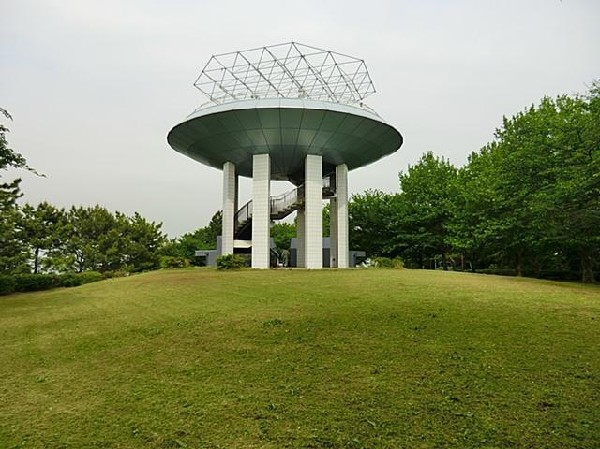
xmin=335 ymin=163 xmax=349 ymax=268
xmin=221 ymin=161 xmax=236 ymax=256
xmin=305 ymin=154 xmax=322 ymax=269
xmin=251 ymin=153 xmax=271 ymax=269
xmin=296 ymin=208 xmax=305 ymax=268
xmin=330 ymin=197 xmax=338 ymax=268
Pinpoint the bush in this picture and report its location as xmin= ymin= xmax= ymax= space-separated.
xmin=160 ymin=256 xmax=191 ymax=269
xmin=371 ymin=257 xmax=404 ymax=269
xmin=57 ymin=271 xmax=104 ymax=288
xmin=102 ymin=270 xmax=129 ymax=279
xmin=60 ymin=273 xmax=83 ymax=287
xmin=0 ymin=275 xmax=16 ymax=296
xmin=217 ymin=254 xmax=247 ymax=270
xmin=14 ymin=274 xmax=61 ymax=292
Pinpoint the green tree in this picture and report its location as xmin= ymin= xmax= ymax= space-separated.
xmin=271 ymin=221 xmax=295 ymax=266
xmin=56 ymin=206 xmax=166 ymax=274
xmin=447 ymin=146 xmax=501 ymax=271
xmin=398 ymin=152 xmax=459 ymax=269
xmin=121 ymin=212 xmax=166 ymax=272
xmin=349 ymin=190 xmax=402 ymax=258
xmin=535 ymin=91 xmax=600 ymax=282
xmin=163 ymin=211 xmax=224 ymax=265
xmin=58 ymin=205 xmax=122 ymax=273
xmin=0 ymin=108 xmax=38 ymax=274
xmin=453 ymin=85 xmax=599 ymax=281
xmin=19 ymin=202 xmax=66 ymax=273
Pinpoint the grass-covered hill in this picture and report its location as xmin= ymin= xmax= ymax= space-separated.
xmin=1 ymin=269 xmax=598 ymax=448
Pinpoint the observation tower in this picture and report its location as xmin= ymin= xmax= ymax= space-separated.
xmin=167 ymin=42 xmax=403 ymax=268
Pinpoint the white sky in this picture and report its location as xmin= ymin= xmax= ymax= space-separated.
xmin=2 ymin=0 xmax=599 ymax=237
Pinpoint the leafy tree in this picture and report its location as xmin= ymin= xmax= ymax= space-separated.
xmin=57 ymin=206 xmax=121 ymax=272
xmin=0 ymin=207 xmax=28 ymax=274
xmin=349 ymin=189 xmax=402 ymax=258
xmin=271 ymin=222 xmax=295 ymax=266
xmin=121 ymin=212 xmax=166 ymax=272
xmin=398 ymin=152 xmax=459 ymax=269
xmin=54 ymin=206 xmax=166 ymax=274
xmin=535 ymin=91 xmax=600 ymax=282
xmin=447 ymin=147 xmax=501 ymax=271
xmin=161 ymin=210 xmax=224 ymax=265
xmin=0 ymin=108 xmax=39 ymax=274
xmin=451 ymin=85 xmax=599 ymax=281
xmin=19 ymin=202 xmax=66 ymax=273
xmin=322 ymin=204 xmax=330 ymax=237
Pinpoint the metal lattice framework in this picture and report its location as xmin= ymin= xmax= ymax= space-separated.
xmin=194 ymin=42 xmax=376 ymax=107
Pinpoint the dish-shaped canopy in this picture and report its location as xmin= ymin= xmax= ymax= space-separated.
xmin=167 ymin=98 xmax=402 ymax=185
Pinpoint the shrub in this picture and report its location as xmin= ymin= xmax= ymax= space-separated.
xmin=0 ymin=275 xmax=16 ymax=296
xmin=60 ymin=271 xmax=104 ymax=288
xmin=76 ymin=271 xmax=104 ymax=284
xmin=372 ymin=257 xmax=404 ymax=269
xmin=217 ymin=254 xmax=247 ymax=270
xmin=14 ymin=274 xmax=60 ymax=292
xmin=102 ymin=270 xmax=129 ymax=279
xmin=160 ymin=256 xmax=191 ymax=269
xmin=60 ymin=273 xmax=83 ymax=287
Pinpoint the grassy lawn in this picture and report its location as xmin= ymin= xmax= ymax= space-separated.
xmin=0 ymin=269 xmax=598 ymax=448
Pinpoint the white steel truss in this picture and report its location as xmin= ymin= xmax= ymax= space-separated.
xmin=194 ymin=42 xmax=376 ymax=106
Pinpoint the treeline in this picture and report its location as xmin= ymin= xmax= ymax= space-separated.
xmin=1 ymin=203 xmax=166 ymax=276
xmin=350 ymin=83 xmax=599 ymax=282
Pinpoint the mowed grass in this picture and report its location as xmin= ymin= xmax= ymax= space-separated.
xmin=0 ymin=269 xmax=598 ymax=448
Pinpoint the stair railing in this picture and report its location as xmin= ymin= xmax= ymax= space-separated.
xmin=234 ymin=200 xmax=253 ymax=230
xmin=234 ymin=173 xmax=337 ymax=232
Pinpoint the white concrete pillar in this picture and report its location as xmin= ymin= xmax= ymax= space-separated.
xmin=305 ymin=154 xmax=322 ymax=269
xmin=330 ymin=197 xmax=338 ymax=268
xmin=335 ymin=163 xmax=349 ymax=268
xmin=221 ymin=161 xmax=236 ymax=256
xmin=251 ymin=153 xmax=271 ymax=269
xmin=296 ymin=208 xmax=305 ymax=268
xmin=234 ymin=174 xmax=239 ymax=216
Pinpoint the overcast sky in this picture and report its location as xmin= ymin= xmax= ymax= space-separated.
xmin=2 ymin=0 xmax=599 ymax=237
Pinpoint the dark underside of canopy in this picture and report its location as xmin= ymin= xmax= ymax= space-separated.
xmin=167 ymin=106 xmax=402 ymax=185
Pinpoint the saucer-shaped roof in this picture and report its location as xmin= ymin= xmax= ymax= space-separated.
xmin=167 ymin=98 xmax=402 ymax=184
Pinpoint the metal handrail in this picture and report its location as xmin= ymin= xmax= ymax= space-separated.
xmin=234 ymin=174 xmax=336 ymax=233
xmin=234 ymin=200 xmax=253 ymax=229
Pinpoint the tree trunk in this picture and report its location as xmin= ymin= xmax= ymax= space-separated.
xmin=34 ymin=247 xmax=40 ymax=274
xmin=515 ymin=251 xmax=523 ymax=277
xmin=580 ymin=248 xmax=595 ymax=283
xmin=442 ymin=252 xmax=448 ymax=271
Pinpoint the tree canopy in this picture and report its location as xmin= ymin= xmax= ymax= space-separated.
xmin=348 ymin=83 xmax=599 ymax=282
